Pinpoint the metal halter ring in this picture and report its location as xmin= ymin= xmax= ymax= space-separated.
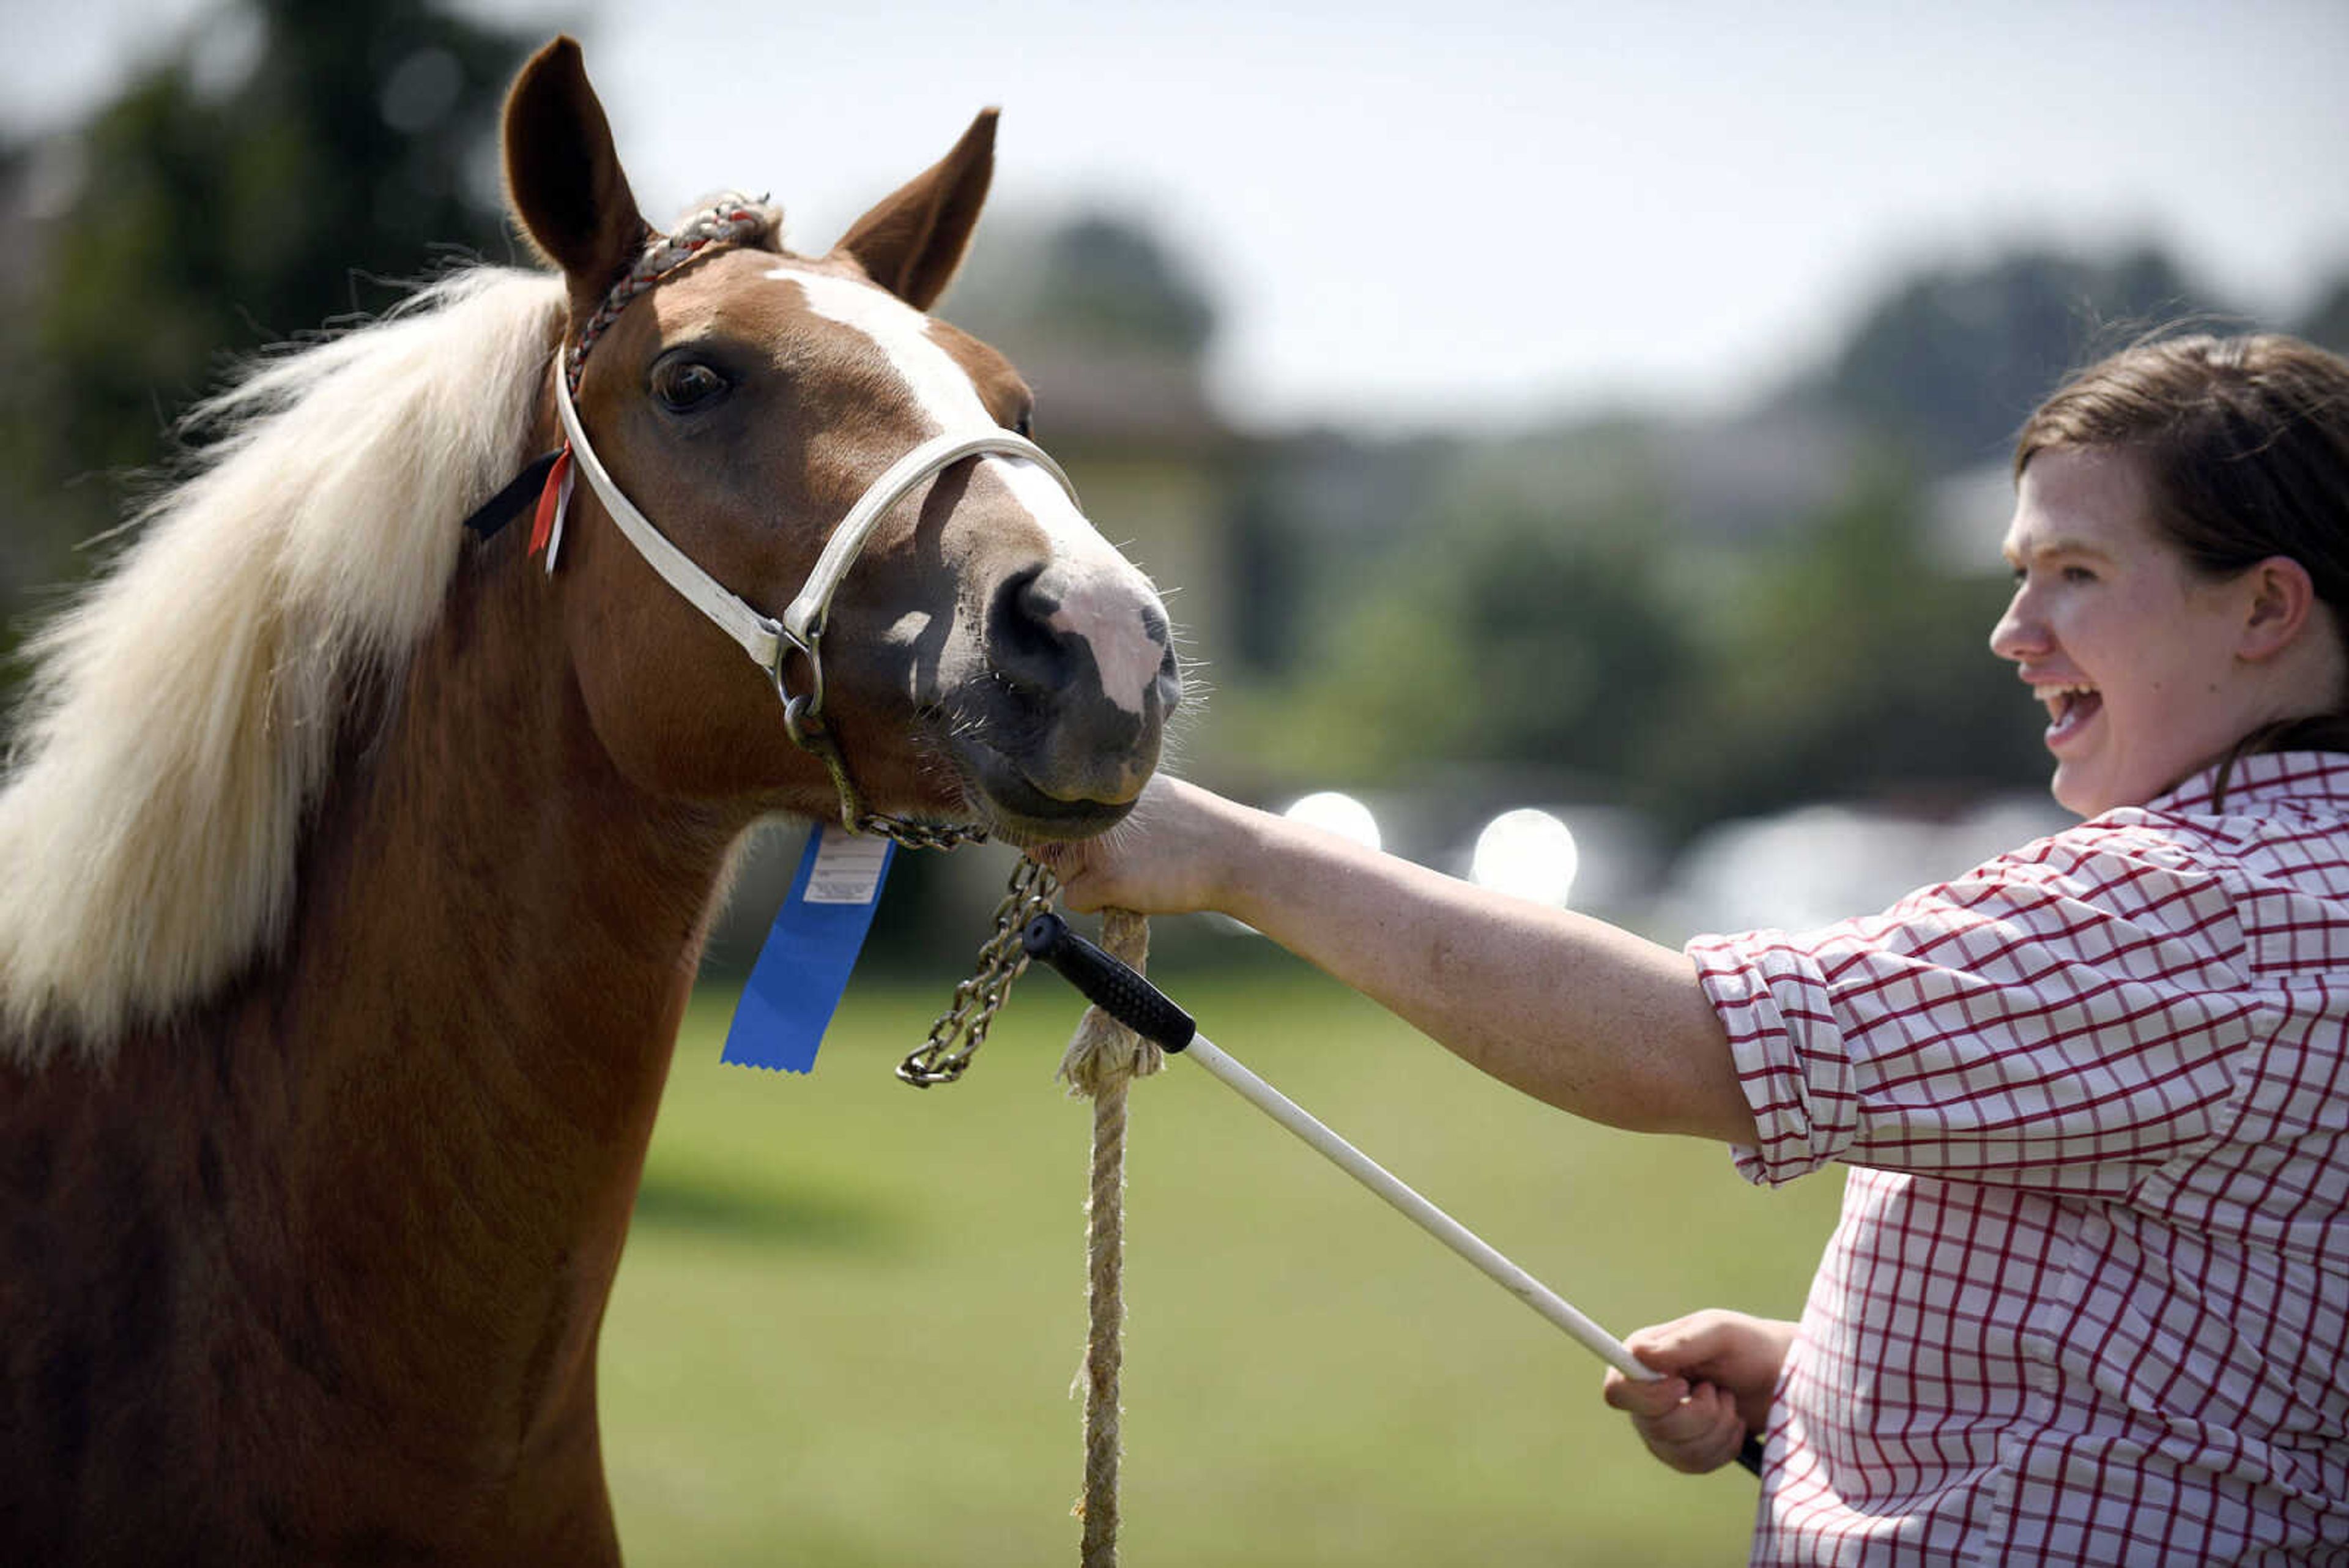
xmin=768 ymin=631 xmax=867 ymax=831
xmin=769 ymin=621 xmax=828 ymax=748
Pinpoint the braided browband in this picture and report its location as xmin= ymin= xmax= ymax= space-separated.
xmin=565 ymin=193 xmax=782 ymax=393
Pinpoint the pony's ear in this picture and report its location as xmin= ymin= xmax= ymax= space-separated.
xmin=502 ymin=37 xmax=647 ymax=311
xmin=833 ymin=109 xmax=998 ymax=311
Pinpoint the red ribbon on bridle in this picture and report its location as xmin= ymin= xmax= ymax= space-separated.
xmin=529 ymin=447 xmax=574 ymax=559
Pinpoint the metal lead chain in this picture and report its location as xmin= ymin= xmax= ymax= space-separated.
xmin=858 ymin=814 xmax=994 ymax=852
xmin=897 ymin=855 xmax=1061 ymax=1087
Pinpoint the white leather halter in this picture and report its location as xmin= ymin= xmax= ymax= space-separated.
xmin=551 ymin=363 xmax=1083 ymax=838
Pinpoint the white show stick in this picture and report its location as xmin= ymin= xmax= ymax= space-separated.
xmin=1019 ymin=910 xmax=1767 ymax=1476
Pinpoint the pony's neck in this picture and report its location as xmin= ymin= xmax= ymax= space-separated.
xmin=223 ymin=529 xmax=752 ymax=1466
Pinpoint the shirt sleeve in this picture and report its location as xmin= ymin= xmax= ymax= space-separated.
xmin=1686 ymin=826 xmax=2260 ymax=1190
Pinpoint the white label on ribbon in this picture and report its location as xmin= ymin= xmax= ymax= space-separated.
xmin=802 ymin=828 xmax=892 ymax=904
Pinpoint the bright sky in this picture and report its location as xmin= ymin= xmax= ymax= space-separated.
xmin=9 ymin=0 xmax=2348 ymax=432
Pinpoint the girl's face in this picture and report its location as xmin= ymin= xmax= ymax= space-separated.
xmin=1990 ymin=447 xmax=2279 ymax=817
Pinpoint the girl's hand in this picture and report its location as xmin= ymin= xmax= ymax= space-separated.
xmin=1601 ymin=1310 xmax=1795 ymax=1474
xmin=1029 ymin=776 xmax=1245 ymax=916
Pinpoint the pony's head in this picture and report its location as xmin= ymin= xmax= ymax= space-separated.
xmin=502 ymin=39 xmax=1179 ymax=841
xmin=0 ymin=37 xmax=1186 ymax=1061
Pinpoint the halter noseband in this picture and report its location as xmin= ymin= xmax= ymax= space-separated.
xmin=542 ymin=199 xmax=1083 ymax=842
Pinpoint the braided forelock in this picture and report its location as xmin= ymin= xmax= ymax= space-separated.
xmin=565 ymin=192 xmax=784 ymax=392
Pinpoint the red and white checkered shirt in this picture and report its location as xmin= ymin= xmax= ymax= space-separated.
xmin=1688 ymin=751 xmax=2349 ymax=1566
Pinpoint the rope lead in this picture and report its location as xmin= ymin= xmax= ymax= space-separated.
xmin=1054 ymin=909 xmax=1161 ymax=1568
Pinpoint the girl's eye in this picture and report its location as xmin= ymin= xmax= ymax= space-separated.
xmin=2008 ymin=562 xmax=2097 ymax=585
xmin=651 ymin=358 xmax=730 ymax=414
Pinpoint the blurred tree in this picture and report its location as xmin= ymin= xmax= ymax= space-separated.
xmin=946 ymin=210 xmax=1214 ymax=358
xmin=1214 ymin=429 xmax=1460 ymax=682
xmin=1247 ymin=467 xmax=1699 ymax=789
xmin=1810 ymin=245 xmax=2236 ymax=475
xmin=1 ymin=0 xmax=535 ymax=681
xmin=1642 ymin=466 xmax=2046 ymax=838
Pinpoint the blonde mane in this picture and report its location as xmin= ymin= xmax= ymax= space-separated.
xmin=0 ymin=267 xmax=567 ymax=1064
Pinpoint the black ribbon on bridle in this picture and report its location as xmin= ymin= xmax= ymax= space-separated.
xmin=461 ymin=448 xmax=565 ymax=541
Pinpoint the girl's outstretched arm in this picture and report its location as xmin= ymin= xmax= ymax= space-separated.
xmin=1036 ymin=778 xmax=1756 ymax=1143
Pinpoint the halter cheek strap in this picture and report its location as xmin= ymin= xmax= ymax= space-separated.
xmin=552 ymin=371 xmax=789 ymax=669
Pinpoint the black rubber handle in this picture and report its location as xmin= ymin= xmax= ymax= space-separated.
xmin=1020 ymin=912 xmax=1197 ymax=1052
xmin=1737 ymin=1434 xmax=1764 ymax=1477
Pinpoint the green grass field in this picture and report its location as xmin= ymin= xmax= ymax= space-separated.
xmin=601 ymin=954 xmax=1846 ymax=1566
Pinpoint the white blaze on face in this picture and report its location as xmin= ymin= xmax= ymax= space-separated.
xmin=768 ymin=266 xmax=1165 ymax=716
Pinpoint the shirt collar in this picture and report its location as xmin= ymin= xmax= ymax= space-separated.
xmin=2150 ymin=749 xmax=2349 ymax=816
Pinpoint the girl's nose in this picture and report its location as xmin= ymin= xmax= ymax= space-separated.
xmin=1988 ymin=584 xmax=2047 ymax=663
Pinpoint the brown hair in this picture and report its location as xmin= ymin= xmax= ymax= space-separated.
xmin=2016 ymin=333 xmax=2349 ymax=797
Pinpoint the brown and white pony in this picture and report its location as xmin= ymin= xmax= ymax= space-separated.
xmin=0 ymin=38 xmax=1177 ymax=1566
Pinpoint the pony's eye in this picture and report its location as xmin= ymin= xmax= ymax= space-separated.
xmin=650 ymin=357 xmax=730 ymax=414
xmin=1012 ymin=405 xmax=1035 ymax=439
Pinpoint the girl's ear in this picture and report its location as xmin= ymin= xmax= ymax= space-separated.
xmin=832 ymin=110 xmax=998 ymax=311
xmin=2239 ymin=554 xmax=2321 ymax=662
xmin=502 ymin=37 xmax=649 ymax=318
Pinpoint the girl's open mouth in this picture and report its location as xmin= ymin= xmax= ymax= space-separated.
xmin=2044 ymin=683 xmax=2102 ymax=746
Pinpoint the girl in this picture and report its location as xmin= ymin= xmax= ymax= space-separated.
xmin=1039 ymin=335 xmax=2349 ymax=1563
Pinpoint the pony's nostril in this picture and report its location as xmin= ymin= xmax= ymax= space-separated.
xmin=989 ymin=565 xmax=1071 ymax=694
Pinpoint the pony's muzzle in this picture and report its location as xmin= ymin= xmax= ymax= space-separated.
xmin=964 ymin=560 xmax=1179 ymax=830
